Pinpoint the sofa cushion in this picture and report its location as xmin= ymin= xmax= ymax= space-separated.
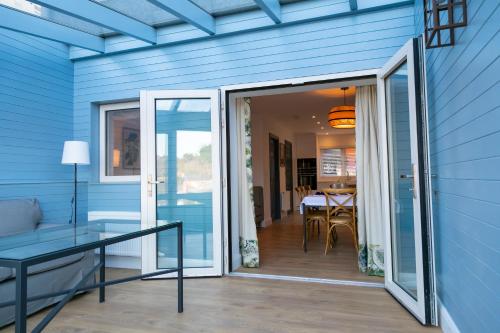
xmin=0 ymin=199 xmax=43 ymax=236
xmin=28 ymin=253 xmax=85 ymax=276
xmin=0 ymin=267 xmax=13 ymax=282
xmin=8 ymin=253 xmax=85 ymax=279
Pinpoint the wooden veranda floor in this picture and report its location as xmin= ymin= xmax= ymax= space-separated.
xmin=2 ymin=269 xmax=439 ymax=333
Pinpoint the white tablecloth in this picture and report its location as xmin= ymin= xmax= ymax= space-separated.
xmin=299 ymin=195 xmax=353 ymax=214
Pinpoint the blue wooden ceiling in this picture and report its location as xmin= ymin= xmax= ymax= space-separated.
xmin=0 ymin=0 xmax=412 ymax=57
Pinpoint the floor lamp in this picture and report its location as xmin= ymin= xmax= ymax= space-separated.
xmin=62 ymin=141 xmax=90 ymax=227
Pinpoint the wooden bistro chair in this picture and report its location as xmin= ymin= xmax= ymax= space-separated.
xmin=295 ymin=186 xmax=305 ymax=211
xmin=323 ymin=188 xmax=357 ymax=255
xmin=297 ymin=186 xmax=325 ymax=246
xmin=305 ymin=207 xmax=326 ymax=242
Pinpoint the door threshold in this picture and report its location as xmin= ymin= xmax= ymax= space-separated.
xmin=228 ymin=272 xmax=384 ymax=288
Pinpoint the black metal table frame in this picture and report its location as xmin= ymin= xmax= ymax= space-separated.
xmin=0 ymin=221 xmax=183 ymax=333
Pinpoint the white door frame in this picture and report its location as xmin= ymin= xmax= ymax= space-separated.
xmin=377 ymin=38 xmax=433 ymax=324
xmin=140 ymin=89 xmax=223 ymax=277
xmin=219 ymin=56 xmax=435 ymax=324
xmin=220 ymin=69 xmax=379 ymax=274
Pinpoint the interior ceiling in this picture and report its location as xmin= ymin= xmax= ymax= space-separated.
xmin=252 ymin=86 xmax=356 ymax=136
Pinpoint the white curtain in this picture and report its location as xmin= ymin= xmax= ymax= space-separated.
xmin=236 ymin=97 xmax=259 ymax=268
xmin=355 ymin=85 xmax=384 ymax=276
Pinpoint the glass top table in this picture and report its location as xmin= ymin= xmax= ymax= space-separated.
xmin=0 ymin=220 xmax=175 ymax=261
xmin=0 ymin=219 xmax=183 ymax=333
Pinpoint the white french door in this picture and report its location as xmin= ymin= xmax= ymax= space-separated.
xmin=378 ymin=38 xmax=435 ymax=324
xmin=140 ymin=90 xmax=222 ymax=277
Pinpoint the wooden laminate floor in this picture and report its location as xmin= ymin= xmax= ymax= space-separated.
xmin=237 ymin=213 xmax=383 ymax=283
xmin=2 ymin=269 xmax=438 ymax=333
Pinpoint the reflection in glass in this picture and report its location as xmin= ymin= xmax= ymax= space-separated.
xmin=105 ymin=109 xmax=140 ymax=176
xmin=177 ymin=131 xmax=212 ymax=194
xmin=385 ymin=62 xmax=418 ymax=299
xmin=155 ymin=99 xmax=213 ymax=269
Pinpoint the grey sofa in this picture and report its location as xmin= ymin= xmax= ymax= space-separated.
xmin=0 ymin=198 xmax=94 ymax=328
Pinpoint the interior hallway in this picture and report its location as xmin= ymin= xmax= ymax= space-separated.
xmin=237 ymin=213 xmax=383 ymax=283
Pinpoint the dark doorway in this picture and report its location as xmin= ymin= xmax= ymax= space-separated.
xmin=269 ymin=134 xmax=281 ymax=220
xmin=285 ymin=140 xmax=293 ymax=214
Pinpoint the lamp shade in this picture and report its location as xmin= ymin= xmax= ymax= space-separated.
xmin=61 ymin=141 xmax=90 ymax=165
xmin=328 ymin=105 xmax=356 ymax=129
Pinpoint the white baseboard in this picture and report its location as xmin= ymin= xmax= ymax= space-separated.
xmin=439 ymin=299 xmax=460 ymax=333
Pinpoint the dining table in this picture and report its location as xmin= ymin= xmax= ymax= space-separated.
xmin=300 ymin=194 xmax=354 ymax=252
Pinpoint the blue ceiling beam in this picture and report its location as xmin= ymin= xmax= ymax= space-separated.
xmin=349 ymin=0 xmax=358 ymax=11
xmin=30 ymin=0 xmax=156 ymax=44
xmin=254 ymin=0 xmax=281 ymax=23
xmin=0 ymin=5 xmax=104 ymax=52
xmin=146 ymin=0 xmax=215 ymax=35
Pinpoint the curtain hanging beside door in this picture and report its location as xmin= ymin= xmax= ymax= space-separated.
xmin=236 ymin=97 xmax=259 ymax=268
xmin=355 ymin=85 xmax=384 ymax=276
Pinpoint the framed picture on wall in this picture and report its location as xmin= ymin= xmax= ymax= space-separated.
xmin=279 ymin=142 xmax=285 ymax=167
xmin=122 ymin=127 xmax=140 ymax=170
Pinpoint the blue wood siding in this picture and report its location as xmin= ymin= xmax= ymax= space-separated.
xmin=418 ymin=0 xmax=500 ymax=331
xmin=0 ymin=28 xmax=78 ymax=224
xmin=74 ymin=3 xmax=415 ymax=214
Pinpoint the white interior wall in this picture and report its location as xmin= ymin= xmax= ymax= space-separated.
xmin=251 ymin=99 xmax=296 ymax=226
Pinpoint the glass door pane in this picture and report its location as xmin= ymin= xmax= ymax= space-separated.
xmin=378 ymin=38 xmax=435 ymax=325
xmin=155 ymin=98 xmax=214 ymax=269
xmin=385 ymin=62 xmax=418 ymax=299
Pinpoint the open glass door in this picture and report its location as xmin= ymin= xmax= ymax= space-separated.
xmin=378 ymin=38 xmax=435 ymax=324
xmin=140 ymin=90 xmax=222 ymax=277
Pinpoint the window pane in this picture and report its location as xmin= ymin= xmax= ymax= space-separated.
xmin=155 ymin=98 xmax=213 ymax=269
xmin=320 ymin=147 xmax=356 ymax=177
xmin=320 ymin=148 xmax=342 ymax=176
xmin=385 ymin=62 xmax=418 ymax=299
xmin=105 ymin=109 xmax=140 ymax=177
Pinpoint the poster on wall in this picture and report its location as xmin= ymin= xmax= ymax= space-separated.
xmin=122 ymin=127 xmax=140 ymax=170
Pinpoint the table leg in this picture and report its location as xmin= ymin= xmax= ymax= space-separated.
xmin=177 ymin=223 xmax=183 ymax=313
xmin=99 ymin=245 xmax=105 ymax=303
xmin=15 ymin=263 xmax=27 ymax=333
xmin=302 ymin=203 xmax=307 ymax=253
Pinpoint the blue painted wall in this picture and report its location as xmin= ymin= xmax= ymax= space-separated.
xmin=73 ymin=2 xmax=416 ymax=215
xmin=416 ymin=0 xmax=500 ymax=331
xmin=0 ymin=28 xmax=84 ymax=224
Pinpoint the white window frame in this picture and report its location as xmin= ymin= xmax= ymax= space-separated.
xmin=99 ymin=101 xmax=141 ymax=183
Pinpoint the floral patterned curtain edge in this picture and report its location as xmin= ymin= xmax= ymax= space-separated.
xmin=355 ymin=85 xmax=384 ymax=276
xmin=237 ymin=97 xmax=259 ymax=268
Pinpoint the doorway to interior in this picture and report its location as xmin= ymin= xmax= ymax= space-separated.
xmin=227 ymin=79 xmax=381 ymax=283
xmin=224 ymin=39 xmax=436 ymax=325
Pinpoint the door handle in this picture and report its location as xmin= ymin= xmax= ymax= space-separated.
xmin=400 ymin=164 xmax=417 ymax=199
xmin=148 ymin=180 xmax=165 ymax=184
xmin=147 ymin=175 xmax=165 ymax=197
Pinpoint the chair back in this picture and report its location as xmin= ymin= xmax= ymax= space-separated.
xmin=295 ymin=186 xmax=305 ymax=203
xmin=322 ymin=188 xmax=356 ymax=220
xmin=304 ymin=185 xmax=312 ymax=195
